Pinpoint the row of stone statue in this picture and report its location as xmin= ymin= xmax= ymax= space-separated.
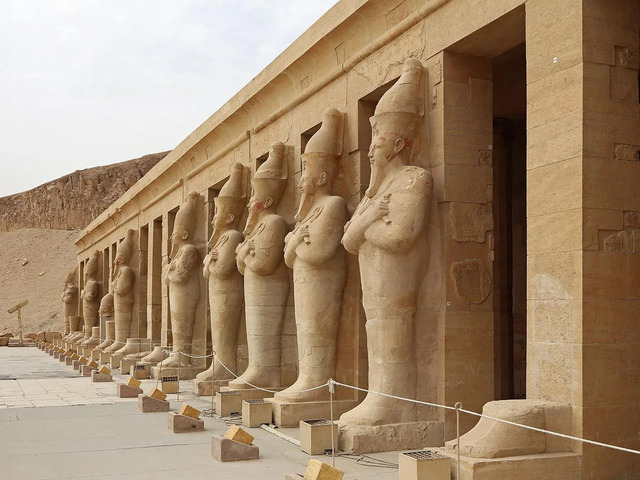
xmin=61 ymin=58 xmax=432 ymax=428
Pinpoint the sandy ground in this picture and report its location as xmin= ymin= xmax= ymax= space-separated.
xmin=0 ymin=228 xmax=78 ymax=336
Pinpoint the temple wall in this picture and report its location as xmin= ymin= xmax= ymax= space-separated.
xmin=71 ymin=0 xmax=640 ymax=476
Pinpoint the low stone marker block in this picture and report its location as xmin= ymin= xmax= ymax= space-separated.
xmin=80 ymin=365 xmax=96 ymax=377
xmin=224 ymin=425 xmax=254 ymax=445
xmin=73 ymin=360 xmax=80 ymax=370
xmin=211 ymin=436 xmax=259 ymax=462
xmin=139 ymin=393 xmax=170 ymax=413
xmin=300 ymin=419 xmax=338 ymax=455
xmin=71 ymin=353 xmax=80 ymax=360
xmin=216 ymin=391 xmax=242 ymax=417
xmin=59 ymin=354 xmax=66 ymax=362
xmin=126 ymin=377 xmax=141 ymax=388
xmin=53 ymin=351 xmax=60 ymax=359
xmin=65 ymin=357 xmax=73 ymax=366
xmin=79 ymin=356 xmax=89 ymax=365
xmin=88 ymin=360 xmax=99 ymax=368
xmin=99 ymin=365 xmax=111 ymax=375
xmin=168 ymin=412 xmax=204 ymax=433
xmin=303 ymin=459 xmax=344 ymax=480
xmin=178 ymin=404 xmax=201 ymax=420
xmin=130 ymin=363 xmax=150 ymax=379
xmin=117 ymin=382 xmax=143 ymax=398
xmin=242 ymin=399 xmax=273 ymax=428
xmin=91 ymin=370 xmax=113 ymax=383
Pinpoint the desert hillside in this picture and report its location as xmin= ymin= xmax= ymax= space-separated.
xmin=0 ymin=151 xmax=168 ymax=232
xmin=0 ymin=228 xmax=78 ymax=335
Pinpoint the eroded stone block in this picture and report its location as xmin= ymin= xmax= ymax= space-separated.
xmin=168 ymin=412 xmax=204 ymax=433
xmin=117 ymin=382 xmax=143 ymax=398
xmin=211 ymin=436 xmax=259 ymax=462
xmin=224 ymin=425 xmax=254 ymax=445
xmin=138 ymin=394 xmax=170 ymax=413
xmin=91 ymin=371 xmax=112 ymax=383
xmin=216 ymin=391 xmax=242 ymax=417
xmin=304 ymin=459 xmax=344 ymax=480
xmin=242 ymin=399 xmax=273 ymax=428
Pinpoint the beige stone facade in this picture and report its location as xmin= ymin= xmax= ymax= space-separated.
xmin=70 ymin=1 xmax=639 ymax=478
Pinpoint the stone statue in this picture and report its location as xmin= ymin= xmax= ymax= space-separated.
xmin=104 ymin=229 xmax=135 ymax=353
xmin=339 ymin=58 xmax=432 ymax=426
xmin=80 ymin=251 xmax=101 ymax=345
xmin=274 ymin=108 xmax=347 ymax=402
xmin=158 ymin=191 xmax=201 ymax=367
xmin=229 ymin=142 xmax=290 ymax=389
xmin=195 ymin=163 xmax=247 ymax=386
xmin=61 ymin=268 xmax=78 ymax=336
xmin=98 ymin=292 xmax=114 ymax=318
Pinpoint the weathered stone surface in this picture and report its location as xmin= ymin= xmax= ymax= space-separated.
xmin=0 ymin=152 xmax=167 ymax=232
xmin=211 ymin=436 xmax=259 ymax=462
xmin=167 ymin=412 xmax=204 ymax=433
xmin=117 ymin=383 xmax=143 ymax=398
xmin=138 ymin=394 xmax=170 ymax=413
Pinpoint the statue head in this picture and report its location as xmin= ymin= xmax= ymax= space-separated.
xmin=62 ymin=267 xmax=78 ymax=303
xmin=296 ymin=108 xmax=344 ymax=222
xmin=367 ymin=57 xmax=424 ymax=197
xmin=84 ymin=250 xmax=99 ymax=280
xmin=245 ymin=141 xmax=288 ymax=235
xmin=171 ymin=191 xmax=200 ymax=255
xmin=211 ymin=163 xmax=247 ymax=246
xmin=114 ymin=229 xmax=135 ymax=272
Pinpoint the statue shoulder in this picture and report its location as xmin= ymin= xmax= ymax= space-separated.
xmin=400 ymin=166 xmax=433 ymax=193
xmin=227 ymin=230 xmax=244 ymax=244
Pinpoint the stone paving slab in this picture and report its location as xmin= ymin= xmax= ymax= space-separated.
xmin=0 ymin=346 xmax=399 ymax=479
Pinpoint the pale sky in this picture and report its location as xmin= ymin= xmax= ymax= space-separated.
xmin=0 ymin=0 xmax=338 ymax=197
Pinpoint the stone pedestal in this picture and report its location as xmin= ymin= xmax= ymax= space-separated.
xmin=151 ymin=365 xmax=204 ymax=381
xmin=219 ymin=386 xmax=278 ymax=401
xmin=90 ymin=349 xmax=101 ymax=362
xmin=266 ymin=398 xmax=358 ymax=428
xmin=117 ymin=383 xmax=143 ymax=398
xmin=167 ymin=412 xmax=204 ymax=433
xmin=110 ymin=353 xmax=124 ymax=369
xmin=120 ymin=358 xmax=137 ymax=375
xmin=211 ymin=436 xmax=259 ymax=462
xmin=53 ymin=351 xmax=59 ymax=359
xmin=437 ymin=450 xmax=582 ymax=480
xmin=242 ymin=399 xmax=273 ymax=428
xmin=338 ymin=421 xmax=444 ymax=454
xmin=65 ymin=357 xmax=73 ymax=366
xmin=192 ymin=378 xmax=229 ymax=397
xmin=138 ymin=394 xmax=170 ymax=413
xmin=216 ymin=391 xmax=242 ymax=417
xmin=91 ymin=371 xmax=113 ymax=383
xmin=99 ymin=351 xmax=111 ymax=364
xmin=72 ymin=360 xmax=80 ymax=370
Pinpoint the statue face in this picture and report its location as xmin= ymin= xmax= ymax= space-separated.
xmin=366 ymin=130 xmax=405 ymax=197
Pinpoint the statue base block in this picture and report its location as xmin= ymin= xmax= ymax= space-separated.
xmin=120 ymin=358 xmax=135 ymax=375
xmin=436 ymin=449 xmax=582 ymax=480
xmin=117 ymin=383 xmax=143 ymax=398
xmin=168 ymin=412 xmax=204 ymax=433
xmin=80 ymin=346 xmax=94 ymax=357
xmin=211 ymin=436 xmax=259 ymax=462
xmin=91 ymin=371 xmax=112 ymax=383
xmin=90 ymin=349 xmax=101 ymax=362
xmin=151 ymin=365 xmax=204 ymax=380
xmin=338 ymin=421 xmax=444 ymax=454
xmin=72 ymin=360 xmax=80 ymax=370
xmin=80 ymin=365 xmax=96 ymax=377
xmin=110 ymin=353 xmax=123 ymax=369
xmin=99 ymin=352 xmax=111 ymax=364
xmin=192 ymin=378 xmax=229 ymax=396
xmin=65 ymin=357 xmax=73 ymax=366
xmin=138 ymin=394 xmax=170 ymax=413
xmin=266 ymin=398 xmax=359 ymax=428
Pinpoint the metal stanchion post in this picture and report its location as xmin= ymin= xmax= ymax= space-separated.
xmin=329 ymin=379 xmax=336 ymax=467
xmin=455 ymin=402 xmax=462 ymax=480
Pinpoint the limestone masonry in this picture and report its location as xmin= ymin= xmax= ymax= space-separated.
xmin=37 ymin=1 xmax=640 ymax=479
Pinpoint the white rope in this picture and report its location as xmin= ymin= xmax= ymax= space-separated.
xmin=330 ymin=380 xmax=640 ymax=457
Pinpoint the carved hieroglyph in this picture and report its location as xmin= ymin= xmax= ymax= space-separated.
xmin=158 ymin=191 xmax=202 ymax=367
xmin=61 ymin=268 xmax=78 ymax=335
xmin=274 ymin=108 xmax=347 ymax=402
xmin=229 ymin=142 xmax=290 ymax=389
xmin=104 ymin=229 xmax=135 ymax=353
xmin=340 ymin=58 xmax=433 ymax=426
xmin=80 ymin=251 xmax=101 ymax=344
xmin=195 ymin=163 xmax=247 ymax=384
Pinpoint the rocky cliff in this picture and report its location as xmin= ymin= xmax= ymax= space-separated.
xmin=0 ymin=152 xmax=169 ymax=232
